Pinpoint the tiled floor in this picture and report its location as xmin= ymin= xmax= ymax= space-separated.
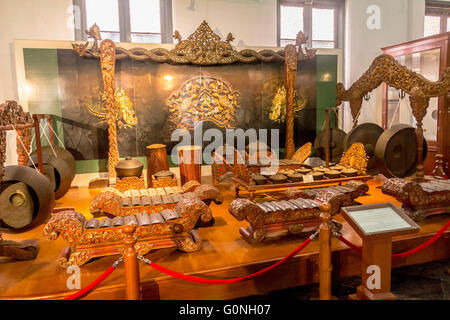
xmin=239 ymin=259 xmax=450 ymax=300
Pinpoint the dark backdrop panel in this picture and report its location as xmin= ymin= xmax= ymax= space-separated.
xmin=57 ymin=49 xmax=317 ymax=161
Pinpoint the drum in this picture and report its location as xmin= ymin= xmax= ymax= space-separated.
xmin=178 ymin=145 xmax=202 ymax=185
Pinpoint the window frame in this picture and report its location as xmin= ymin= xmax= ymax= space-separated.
xmin=425 ymin=0 xmax=450 ymax=35
xmin=277 ymin=0 xmax=344 ymax=49
xmin=73 ymin=0 xmax=173 ymax=44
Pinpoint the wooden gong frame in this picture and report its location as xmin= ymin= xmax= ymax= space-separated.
xmin=336 ymin=54 xmax=450 ymax=180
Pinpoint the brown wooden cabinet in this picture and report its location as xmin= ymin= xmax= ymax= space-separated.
xmin=382 ymin=32 xmax=450 ymax=176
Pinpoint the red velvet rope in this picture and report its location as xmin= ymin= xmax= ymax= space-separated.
xmin=63 ymin=265 xmax=116 ymax=300
xmin=148 ymin=237 xmax=312 ymax=285
xmin=338 ymin=219 xmax=450 ymax=259
xmin=338 ymin=234 xmax=362 ymax=253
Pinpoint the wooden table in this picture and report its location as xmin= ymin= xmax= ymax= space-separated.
xmin=0 ymin=179 xmax=449 ymax=300
xmin=232 ymin=175 xmax=373 ymax=201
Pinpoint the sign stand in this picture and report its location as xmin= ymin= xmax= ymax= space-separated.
xmin=340 ymin=202 xmax=420 ymax=300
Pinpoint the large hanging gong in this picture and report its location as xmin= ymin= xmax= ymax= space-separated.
xmin=314 ymin=128 xmax=347 ymax=163
xmin=1 ymin=165 xmax=54 ymax=232
xmin=374 ymin=124 xmax=428 ymax=178
xmin=30 ymin=146 xmax=76 ymax=199
xmin=344 ymin=123 xmax=384 ymax=174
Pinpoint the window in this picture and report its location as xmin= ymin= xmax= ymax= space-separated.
xmin=85 ymin=0 xmax=120 ymax=42
xmin=312 ymin=8 xmax=334 ymax=48
xmin=278 ymin=0 xmax=344 ymax=49
xmin=424 ymin=1 xmax=450 ymax=37
xmin=73 ymin=0 xmax=173 ymax=43
xmin=129 ymin=0 xmax=161 ymax=43
xmin=280 ymin=6 xmax=304 ymax=46
xmin=424 ymin=15 xmax=441 ymax=37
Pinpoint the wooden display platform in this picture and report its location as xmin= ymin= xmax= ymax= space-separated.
xmin=232 ymin=175 xmax=373 ymax=200
xmin=0 ymin=179 xmax=449 ymax=300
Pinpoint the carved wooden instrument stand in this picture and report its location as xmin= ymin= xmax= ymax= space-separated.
xmin=336 ymin=54 xmax=450 ymax=181
xmin=89 ymin=181 xmax=223 ymax=227
xmin=228 ymin=181 xmax=367 ymax=243
xmin=44 ymin=197 xmax=210 ymax=267
xmin=382 ymin=177 xmax=450 ymax=221
xmin=0 ymin=101 xmax=45 ymax=261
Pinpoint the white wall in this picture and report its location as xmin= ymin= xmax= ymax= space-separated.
xmin=172 ymin=0 xmax=278 ymax=47
xmin=343 ymin=0 xmax=425 ymax=131
xmin=0 ymin=0 xmax=75 ymax=164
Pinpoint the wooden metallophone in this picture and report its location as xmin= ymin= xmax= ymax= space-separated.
xmin=282 ymin=181 xmax=369 ymax=214
xmin=382 ymin=177 xmax=450 ymax=221
xmin=44 ymin=197 xmax=210 ymax=267
xmin=90 ymin=182 xmax=223 ymax=227
xmin=229 ymin=181 xmax=368 ymax=243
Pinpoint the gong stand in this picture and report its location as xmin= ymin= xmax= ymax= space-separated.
xmin=336 ymin=54 xmax=450 ymax=180
xmin=72 ymin=22 xmax=316 ymax=175
xmin=0 ymin=101 xmax=43 ymax=261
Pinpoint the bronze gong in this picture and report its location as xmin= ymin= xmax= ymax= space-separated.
xmin=374 ymin=123 xmax=428 ymax=178
xmin=30 ymin=146 xmax=76 ymax=199
xmin=314 ymin=128 xmax=347 ymax=163
xmin=0 ymin=182 xmax=34 ymax=229
xmin=344 ymin=123 xmax=384 ymax=175
xmin=1 ymin=165 xmax=54 ymax=232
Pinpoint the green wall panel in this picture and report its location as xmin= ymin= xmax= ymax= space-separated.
xmin=316 ymin=55 xmax=338 ymax=133
xmin=23 ymin=48 xmax=65 ymax=149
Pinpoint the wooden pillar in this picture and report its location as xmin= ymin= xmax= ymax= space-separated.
xmin=47 ymin=115 xmax=54 ymax=147
xmin=325 ymin=109 xmax=330 ymax=168
xmin=123 ymin=224 xmax=141 ymax=300
xmin=100 ymin=39 xmax=119 ymax=179
xmin=178 ymin=145 xmax=202 ymax=185
xmin=284 ymin=45 xmax=298 ymax=160
xmin=146 ymin=144 xmax=169 ymax=188
xmin=32 ymin=114 xmax=44 ymax=174
xmin=319 ymin=203 xmax=332 ymax=300
xmin=409 ymin=94 xmax=429 ymax=181
xmin=415 ymin=124 xmax=425 ymax=180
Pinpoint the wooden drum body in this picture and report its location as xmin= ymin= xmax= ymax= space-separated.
xmin=146 ymin=144 xmax=170 ymax=188
xmin=178 ymin=145 xmax=202 ymax=185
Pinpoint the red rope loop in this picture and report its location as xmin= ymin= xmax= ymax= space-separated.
xmin=63 ymin=264 xmax=117 ymax=300
xmin=337 ymin=219 xmax=450 ymax=259
xmin=146 ymin=237 xmax=313 ymax=285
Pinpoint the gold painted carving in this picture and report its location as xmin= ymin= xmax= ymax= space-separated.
xmin=100 ymin=39 xmax=119 ymax=178
xmin=339 ymin=143 xmax=368 ymax=175
xmin=165 ymin=76 xmax=240 ymax=130
xmin=269 ymin=86 xmax=307 ymax=123
xmin=84 ymin=88 xmax=137 ymax=129
xmin=73 ymin=21 xmax=309 ymax=65
xmin=291 ymin=142 xmax=312 ymax=163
